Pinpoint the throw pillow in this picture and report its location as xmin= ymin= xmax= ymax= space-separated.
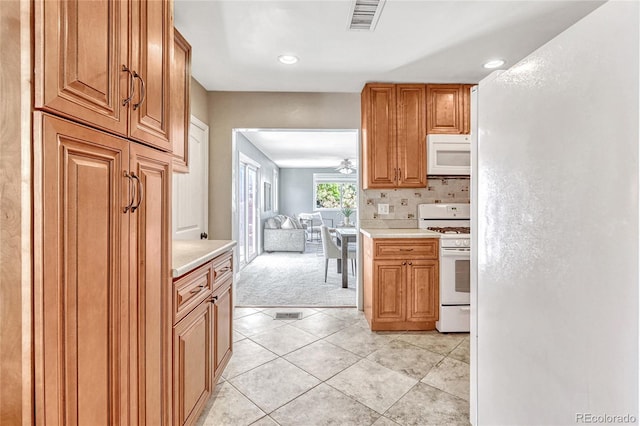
xmin=280 ymin=217 xmax=296 ymax=229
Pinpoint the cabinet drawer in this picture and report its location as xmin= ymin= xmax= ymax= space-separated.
xmin=212 ymin=252 xmax=233 ymax=288
xmin=173 ymin=262 xmax=213 ymax=324
xmin=374 ymin=239 xmax=438 ymax=259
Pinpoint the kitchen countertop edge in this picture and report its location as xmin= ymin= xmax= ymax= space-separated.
xmin=359 ymin=228 xmax=442 ymax=239
xmin=172 ymin=240 xmax=237 ymax=278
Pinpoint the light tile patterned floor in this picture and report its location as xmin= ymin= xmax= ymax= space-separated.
xmin=196 ymin=307 xmax=470 ymax=426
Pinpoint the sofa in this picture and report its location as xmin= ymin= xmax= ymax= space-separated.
xmin=263 ymin=215 xmax=306 ymax=253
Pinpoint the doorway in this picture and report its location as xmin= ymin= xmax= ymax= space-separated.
xmin=238 ymin=154 xmax=260 ymax=268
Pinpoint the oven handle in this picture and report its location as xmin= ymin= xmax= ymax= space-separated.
xmin=441 ymin=248 xmax=471 ymax=255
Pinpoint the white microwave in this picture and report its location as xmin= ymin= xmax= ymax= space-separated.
xmin=427 ymin=134 xmax=471 ymax=176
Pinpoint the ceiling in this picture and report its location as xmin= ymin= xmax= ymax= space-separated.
xmin=239 ymin=130 xmax=358 ymax=168
xmin=174 ymin=0 xmax=604 ymax=92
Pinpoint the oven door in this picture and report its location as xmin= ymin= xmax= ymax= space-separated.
xmin=440 ymin=247 xmax=471 ymax=304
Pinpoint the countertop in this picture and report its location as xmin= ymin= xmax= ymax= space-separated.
xmin=172 ymin=240 xmax=237 ymax=278
xmin=359 ymin=228 xmax=442 ymax=239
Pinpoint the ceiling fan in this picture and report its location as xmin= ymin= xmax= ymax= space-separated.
xmin=336 ymin=158 xmax=356 ymax=174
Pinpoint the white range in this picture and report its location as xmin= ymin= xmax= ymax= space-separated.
xmin=418 ymin=203 xmax=470 ymax=333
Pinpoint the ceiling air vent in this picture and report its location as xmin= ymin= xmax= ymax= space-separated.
xmin=347 ymin=0 xmax=386 ymax=31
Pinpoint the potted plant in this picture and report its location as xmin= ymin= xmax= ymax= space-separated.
xmin=341 ymin=206 xmax=354 ymax=226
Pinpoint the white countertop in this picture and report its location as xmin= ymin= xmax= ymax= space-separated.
xmin=359 ymin=228 xmax=442 ymax=239
xmin=172 ymin=240 xmax=237 ymax=278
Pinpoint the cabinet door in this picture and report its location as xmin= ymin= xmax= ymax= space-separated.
xmin=362 ymin=84 xmax=397 ymax=188
xmin=173 ymin=301 xmax=214 ymax=426
xmin=171 ymin=29 xmax=192 ymax=173
xmin=396 ymin=85 xmax=427 ymax=188
xmin=129 ymin=143 xmax=172 ymax=425
xmin=36 ymin=113 xmax=130 ymax=426
xmin=35 ymin=0 xmax=128 ymax=136
xmin=372 ymin=261 xmax=405 ymax=323
xmin=213 ymin=280 xmax=233 ymax=382
xmin=129 ymin=0 xmax=172 ymax=151
xmin=426 ymin=84 xmax=465 ymax=134
xmin=406 ymin=260 xmax=439 ymax=323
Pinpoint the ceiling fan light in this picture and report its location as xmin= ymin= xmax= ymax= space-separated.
xmin=337 ymin=158 xmax=355 ymax=174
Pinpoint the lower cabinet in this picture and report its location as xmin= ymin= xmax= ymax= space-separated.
xmin=173 ymin=300 xmax=214 ymax=426
xmin=172 ymin=251 xmax=234 ymax=426
xmin=363 ymin=236 xmax=439 ymax=330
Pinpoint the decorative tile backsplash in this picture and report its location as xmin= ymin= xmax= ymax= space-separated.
xmin=359 ymin=177 xmax=470 ymax=228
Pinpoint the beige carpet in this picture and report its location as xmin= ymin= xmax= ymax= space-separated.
xmin=236 ymin=242 xmax=356 ymax=307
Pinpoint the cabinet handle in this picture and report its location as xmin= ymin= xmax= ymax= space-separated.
xmin=399 ymin=248 xmax=414 ymax=252
xmin=200 ymin=232 xmax=208 ymax=240
xmin=190 ymin=284 xmax=205 ymax=294
xmin=394 ymin=168 xmax=398 ymax=182
xmin=133 ymin=72 xmax=146 ymax=111
xmin=402 ymin=261 xmax=407 ymax=265
xmin=123 ymin=171 xmax=136 ymax=213
xmin=130 ymin=172 xmax=143 ymax=213
xmin=121 ymin=65 xmax=135 ymax=106
xmin=209 ymin=295 xmax=219 ymax=304
xmin=398 ymin=168 xmax=402 ymax=181
xmin=408 ymin=262 xmax=413 ymax=265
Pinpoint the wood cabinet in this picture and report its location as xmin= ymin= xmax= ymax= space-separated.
xmin=35 ymin=113 xmax=172 ymax=425
xmin=173 ymin=299 xmax=214 ymax=426
xmin=426 ymin=84 xmax=473 ymax=134
xmin=35 ymin=0 xmax=173 ymax=151
xmin=171 ymin=29 xmax=192 ymax=173
xmin=172 ymin=251 xmax=234 ymax=426
xmin=129 ymin=143 xmax=173 ymax=425
xmin=363 ymin=236 xmax=439 ymax=331
xmin=361 ymin=83 xmax=427 ymax=189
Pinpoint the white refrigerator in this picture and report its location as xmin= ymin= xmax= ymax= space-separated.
xmin=471 ymin=1 xmax=638 ymax=424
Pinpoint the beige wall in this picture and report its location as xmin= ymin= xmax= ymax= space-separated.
xmin=207 ymin=91 xmax=360 ymax=239
xmin=190 ymin=77 xmax=209 ymax=124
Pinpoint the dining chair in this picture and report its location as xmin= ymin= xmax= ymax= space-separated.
xmin=320 ymin=225 xmax=356 ymax=282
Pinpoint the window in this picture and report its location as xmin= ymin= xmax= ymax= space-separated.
xmin=273 ymin=169 xmax=279 ymax=212
xmin=313 ymin=173 xmax=357 ymax=210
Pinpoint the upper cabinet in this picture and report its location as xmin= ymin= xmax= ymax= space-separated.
xmin=361 ymin=83 xmax=427 ymax=189
xmin=35 ymin=0 xmax=173 ymax=152
xmin=171 ymin=29 xmax=192 ymax=173
xmin=426 ymin=84 xmax=472 ymax=135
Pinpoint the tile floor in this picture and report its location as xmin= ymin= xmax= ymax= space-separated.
xmin=196 ymin=307 xmax=470 ymax=426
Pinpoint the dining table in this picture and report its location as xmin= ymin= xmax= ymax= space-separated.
xmin=334 ymin=227 xmax=358 ymax=288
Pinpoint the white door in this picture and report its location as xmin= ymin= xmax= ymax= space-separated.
xmin=173 ymin=116 xmax=209 ymax=240
xmin=238 ymin=155 xmax=260 ymax=267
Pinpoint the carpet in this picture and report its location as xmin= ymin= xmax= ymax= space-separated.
xmin=235 ymin=242 xmax=356 ymax=307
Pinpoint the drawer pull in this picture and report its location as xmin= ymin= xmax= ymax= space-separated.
xmin=189 ymin=285 xmax=205 ymax=294
xmin=399 ymin=248 xmax=414 ymax=251
xmin=215 ymin=266 xmax=231 ymax=276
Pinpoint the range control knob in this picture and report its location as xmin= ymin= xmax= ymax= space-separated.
xmin=463 ymin=240 xmax=470 ymax=247
xmin=455 ymin=240 xmax=462 ymax=247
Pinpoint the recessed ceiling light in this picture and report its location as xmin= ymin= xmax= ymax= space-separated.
xmin=484 ymin=59 xmax=505 ymax=69
xmin=278 ymin=55 xmax=298 ymax=65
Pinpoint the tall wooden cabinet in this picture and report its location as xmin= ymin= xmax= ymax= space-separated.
xmin=33 ymin=0 xmax=178 ymax=424
xmin=363 ymin=236 xmax=439 ymax=331
xmin=35 ymin=0 xmax=173 ymax=152
xmin=35 ymin=113 xmax=172 ymax=425
xmin=361 ymin=83 xmax=427 ymax=189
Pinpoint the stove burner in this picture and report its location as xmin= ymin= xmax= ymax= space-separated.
xmin=427 ymin=226 xmax=471 ymax=234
